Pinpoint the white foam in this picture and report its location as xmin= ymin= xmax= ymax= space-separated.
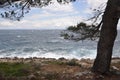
xmin=17 ymin=35 xmax=21 ymax=38
xmin=0 ymin=48 xmax=97 ymax=59
xmin=39 ymin=52 xmax=79 ymax=59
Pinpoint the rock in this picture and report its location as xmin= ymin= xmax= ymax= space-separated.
xmin=85 ymin=75 xmax=93 ymax=79
xmin=112 ymin=66 xmax=119 ymax=70
xmin=80 ymin=63 xmax=91 ymax=68
xmin=74 ymin=71 xmax=91 ymax=76
xmin=27 ymin=74 xmax=36 ymax=80
xmin=95 ymin=75 xmax=104 ymax=80
xmin=58 ymin=57 xmax=66 ymax=60
xmin=80 ymin=58 xmax=93 ymax=64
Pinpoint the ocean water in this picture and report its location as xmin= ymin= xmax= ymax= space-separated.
xmin=0 ymin=30 xmax=119 ymax=59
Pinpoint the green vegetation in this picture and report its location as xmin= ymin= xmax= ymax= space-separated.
xmin=61 ymin=22 xmax=99 ymax=40
xmin=66 ymin=59 xmax=81 ymax=66
xmin=67 ymin=22 xmax=96 ymax=32
xmin=0 ymin=62 xmax=31 ymax=77
xmin=44 ymin=60 xmax=65 ymax=65
xmin=67 ymin=22 xmax=88 ymax=32
xmin=67 ymin=26 xmax=78 ymax=31
xmin=44 ymin=59 xmax=81 ymax=67
xmin=0 ymin=58 xmax=119 ymax=80
xmin=60 ymin=33 xmax=70 ymax=39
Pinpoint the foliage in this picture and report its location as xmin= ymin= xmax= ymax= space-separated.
xmin=67 ymin=26 xmax=78 ymax=31
xmin=0 ymin=0 xmax=103 ymax=41
xmin=0 ymin=0 xmax=76 ymax=20
xmin=66 ymin=59 xmax=81 ymax=66
xmin=43 ymin=59 xmax=81 ymax=66
xmin=61 ymin=22 xmax=100 ymax=41
xmin=60 ymin=3 xmax=107 ymax=41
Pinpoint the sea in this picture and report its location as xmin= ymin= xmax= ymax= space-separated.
xmin=0 ymin=30 xmax=119 ymax=59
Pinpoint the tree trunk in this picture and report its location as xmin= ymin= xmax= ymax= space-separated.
xmin=92 ymin=0 xmax=119 ymax=74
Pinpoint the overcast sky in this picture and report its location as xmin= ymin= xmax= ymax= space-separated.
xmin=0 ymin=0 xmax=120 ymax=29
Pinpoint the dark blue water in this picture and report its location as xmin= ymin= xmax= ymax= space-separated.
xmin=0 ymin=30 xmax=119 ymax=59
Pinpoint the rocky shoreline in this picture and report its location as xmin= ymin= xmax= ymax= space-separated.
xmin=0 ymin=57 xmax=119 ymax=80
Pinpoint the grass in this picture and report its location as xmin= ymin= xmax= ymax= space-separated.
xmin=43 ymin=60 xmax=65 ymax=65
xmin=44 ymin=59 xmax=81 ymax=67
xmin=66 ymin=59 xmax=81 ymax=66
xmin=0 ymin=62 xmax=31 ymax=77
xmin=0 ymin=58 xmax=119 ymax=80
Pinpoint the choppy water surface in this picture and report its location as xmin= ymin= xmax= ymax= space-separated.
xmin=0 ymin=30 xmax=119 ymax=59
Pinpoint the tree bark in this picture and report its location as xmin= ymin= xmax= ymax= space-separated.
xmin=92 ymin=0 xmax=119 ymax=74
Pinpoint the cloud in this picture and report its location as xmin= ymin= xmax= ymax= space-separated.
xmin=117 ymin=21 xmax=120 ymax=30
xmin=42 ymin=0 xmax=75 ymax=12
xmin=0 ymin=0 xmax=82 ymax=29
xmin=26 ymin=9 xmax=79 ymax=22
xmin=31 ymin=16 xmax=83 ymax=29
xmin=85 ymin=0 xmax=120 ymax=29
xmin=2 ymin=0 xmax=119 ymax=30
xmin=0 ymin=21 xmax=14 ymax=26
xmin=84 ymin=0 xmax=107 ymax=14
xmin=86 ymin=0 xmax=107 ymax=8
xmin=0 ymin=15 xmax=83 ymax=29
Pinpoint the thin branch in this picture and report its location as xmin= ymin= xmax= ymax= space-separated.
xmin=7 ymin=0 xmax=12 ymax=5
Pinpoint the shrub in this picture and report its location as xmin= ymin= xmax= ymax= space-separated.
xmin=0 ymin=62 xmax=31 ymax=77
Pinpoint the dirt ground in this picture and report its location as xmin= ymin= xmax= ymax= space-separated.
xmin=0 ymin=57 xmax=119 ymax=80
